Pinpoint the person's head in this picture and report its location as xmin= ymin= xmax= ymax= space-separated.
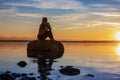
xmin=42 ymin=17 xmax=47 ymax=23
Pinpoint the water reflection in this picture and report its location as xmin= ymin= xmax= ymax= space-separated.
xmin=27 ymin=40 xmax=64 ymax=80
xmin=1 ymin=42 xmax=120 ymax=78
xmin=116 ymin=44 xmax=120 ymax=56
xmin=30 ymin=56 xmax=54 ymax=80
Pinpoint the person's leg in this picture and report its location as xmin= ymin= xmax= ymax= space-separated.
xmin=37 ymin=33 xmax=47 ymax=40
xmin=47 ymin=31 xmax=54 ymax=40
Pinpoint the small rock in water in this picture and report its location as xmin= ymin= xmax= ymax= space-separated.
xmin=0 ymin=73 xmax=14 ymax=80
xmin=37 ymin=76 xmax=40 ymax=78
xmin=12 ymin=73 xmax=21 ymax=78
xmin=59 ymin=66 xmax=80 ymax=76
xmin=60 ymin=66 xmax=64 ymax=68
xmin=21 ymin=73 xmax=27 ymax=77
xmin=28 ymin=77 xmax=36 ymax=80
xmin=85 ymin=74 xmax=95 ymax=77
xmin=29 ymin=73 xmax=34 ymax=75
xmin=17 ymin=61 xmax=27 ymax=67
xmin=20 ymin=76 xmax=30 ymax=80
xmin=5 ymin=71 xmax=11 ymax=74
xmin=57 ymin=76 xmax=61 ymax=78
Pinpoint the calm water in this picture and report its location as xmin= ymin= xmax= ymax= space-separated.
xmin=0 ymin=42 xmax=120 ymax=79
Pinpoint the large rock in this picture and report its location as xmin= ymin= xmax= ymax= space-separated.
xmin=27 ymin=40 xmax=64 ymax=59
xmin=59 ymin=66 xmax=80 ymax=76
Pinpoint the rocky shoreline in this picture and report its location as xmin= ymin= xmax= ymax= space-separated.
xmin=0 ymin=65 xmax=95 ymax=80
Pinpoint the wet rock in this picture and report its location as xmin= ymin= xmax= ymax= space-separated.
xmin=27 ymin=40 xmax=64 ymax=59
xmin=59 ymin=66 xmax=80 ymax=76
xmin=37 ymin=76 xmax=40 ymax=78
xmin=29 ymin=73 xmax=34 ymax=75
xmin=60 ymin=66 xmax=64 ymax=68
xmin=57 ymin=76 xmax=61 ymax=78
xmin=17 ymin=61 xmax=27 ymax=68
xmin=0 ymin=73 xmax=14 ymax=80
xmin=85 ymin=74 xmax=95 ymax=77
xmin=21 ymin=73 xmax=27 ymax=77
xmin=5 ymin=71 xmax=11 ymax=74
xmin=28 ymin=77 xmax=36 ymax=80
xmin=20 ymin=76 xmax=30 ymax=80
xmin=12 ymin=73 xmax=21 ymax=78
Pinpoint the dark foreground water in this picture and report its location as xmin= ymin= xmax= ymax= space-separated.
xmin=0 ymin=42 xmax=120 ymax=80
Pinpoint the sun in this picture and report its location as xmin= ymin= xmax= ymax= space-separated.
xmin=116 ymin=32 xmax=120 ymax=40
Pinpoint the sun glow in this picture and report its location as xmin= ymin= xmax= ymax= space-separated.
xmin=116 ymin=45 xmax=120 ymax=56
xmin=116 ymin=32 xmax=120 ymax=40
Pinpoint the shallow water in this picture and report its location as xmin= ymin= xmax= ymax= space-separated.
xmin=0 ymin=42 xmax=120 ymax=80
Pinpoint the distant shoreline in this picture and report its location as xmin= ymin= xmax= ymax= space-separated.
xmin=0 ymin=40 xmax=120 ymax=43
xmin=0 ymin=40 xmax=30 ymax=42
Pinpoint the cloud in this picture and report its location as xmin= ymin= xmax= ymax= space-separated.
xmin=3 ymin=0 xmax=86 ymax=10
xmin=89 ymin=4 xmax=117 ymax=8
xmin=15 ymin=13 xmax=44 ymax=18
xmin=103 ymin=22 xmax=120 ymax=26
xmin=89 ymin=21 xmax=120 ymax=27
xmin=0 ymin=8 xmax=15 ymax=13
xmin=89 ymin=3 xmax=119 ymax=11
xmin=51 ymin=13 xmax=87 ymax=22
xmin=0 ymin=7 xmax=45 ymax=18
xmin=90 ymin=4 xmax=112 ymax=7
xmin=114 ymin=0 xmax=120 ymax=2
xmin=0 ymin=8 xmax=17 ymax=17
xmin=63 ymin=26 xmax=80 ymax=30
xmin=92 ymin=12 xmax=120 ymax=17
xmin=3 ymin=3 xmax=36 ymax=8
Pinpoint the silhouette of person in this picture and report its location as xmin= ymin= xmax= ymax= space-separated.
xmin=37 ymin=17 xmax=54 ymax=40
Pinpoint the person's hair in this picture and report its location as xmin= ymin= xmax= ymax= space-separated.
xmin=42 ymin=17 xmax=47 ymax=23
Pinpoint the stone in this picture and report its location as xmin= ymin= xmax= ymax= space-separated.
xmin=37 ymin=76 xmax=40 ymax=78
xmin=5 ymin=71 xmax=11 ymax=74
xmin=17 ymin=61 xmax=27 ymax=68
xmin=27 ymin=40 xmax=64 ymax=59
xmin=21 ymin=73 xmax=27 ymax=77
xmin=29 ymin=73 xmax=34 ymax=75
xmin=12 ymin=73 xmax=21 ymax=78
xmin=59 ymin=66 xmax=80 ymax=76
xmin=0 ymin=73 xmax=14 ymax=80
xmin=85 ymin=74 xmax=95 ymax=77
xmin=60 ymin=65 xmax=64 ymax=68
xmin=20 ymin=76 xmax=30 ymax=80
xmin=28 ymin=77 xmax=36 ymax=80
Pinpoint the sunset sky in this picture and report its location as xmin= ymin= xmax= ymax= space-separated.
xmin=0 ymin=0 xmax=120 ymax=41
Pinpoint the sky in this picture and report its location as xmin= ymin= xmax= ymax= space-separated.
xmin=0 ymin=0 xmax=120 ymax=41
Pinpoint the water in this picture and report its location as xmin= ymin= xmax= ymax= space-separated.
xmin=0 ymin=42 xmax=120 ymax=80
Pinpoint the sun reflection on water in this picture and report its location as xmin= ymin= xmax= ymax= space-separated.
xmin=116 ymin=44 xmax=120 ymax=56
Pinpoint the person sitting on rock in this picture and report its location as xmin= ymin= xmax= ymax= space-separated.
xmin=37 ymin=17 xmax=54 ymax=40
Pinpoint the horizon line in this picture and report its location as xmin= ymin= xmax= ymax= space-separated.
xmin=0 ymin=40 xmax=120 ymax=43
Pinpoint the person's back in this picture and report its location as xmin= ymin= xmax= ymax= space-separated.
xmin=37 ymin=17 xmax=54 ymax=40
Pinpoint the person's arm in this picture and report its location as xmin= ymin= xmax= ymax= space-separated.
xmin=39 ymin=24 xmax=46 ymax=34
xmin=39 ymin=24 xmax=41 ymax=31
xmin=47 ymin=23 xmax=51 ymax=31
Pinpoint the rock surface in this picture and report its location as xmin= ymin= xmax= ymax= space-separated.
xmin=17 ymin=61 xmax=27 ymax=68
xmin=85 ymin=74 xmax=95 ymax=77
xmin=0 ymin=72 xmax=37 ymax=80
xmin=27 ymin=40 xmax=64 ymax=59
xmin=59 ymin=66 xmax=80 ymax=76
xmin=0 ymin=73 xmax=14 ymax=80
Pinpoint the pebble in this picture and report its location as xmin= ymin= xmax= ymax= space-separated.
xmin=17 ymin=61 xmax=27 ymax=68
xmin=85 ymin=74 xmax=95 ymax=77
